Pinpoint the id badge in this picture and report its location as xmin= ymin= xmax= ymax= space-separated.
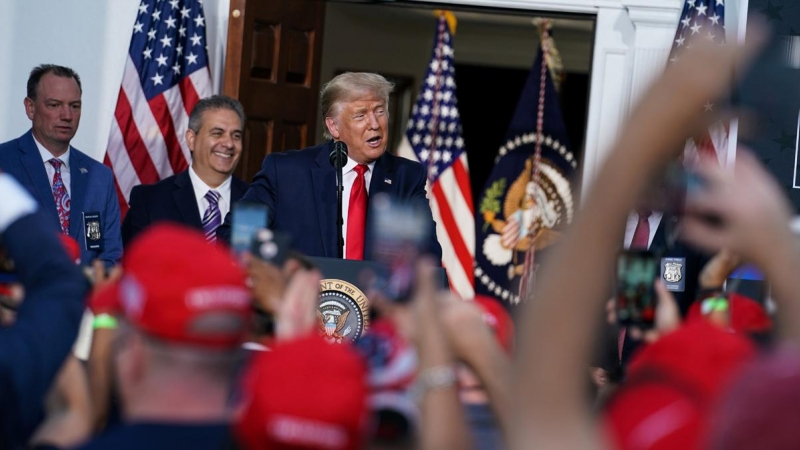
xmin=660 ymin=257 xmax=686 ymax=292
xmin=82 ymin=212 xmax=103 ymax=251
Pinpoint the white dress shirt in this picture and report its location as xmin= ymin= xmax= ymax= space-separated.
xmin=188 ymin=165 xmax=232 ymax=221
xmin=35 ymin=136 xmax=71 ymax=197
xmin=623 ymin=211 xmax=663 ymax=250
xmin=340 ymin=157 xmax=375 ymax=255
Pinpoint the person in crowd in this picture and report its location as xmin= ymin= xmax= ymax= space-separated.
xmin=121 ymin=95 xmax=248 ymax=247
xmin=0 ymin=64 xmax=122 ymax=266
xmin=76 ymin=224 xmax=252 ymax=450
xmin=217 ymin=72 xmax=441 ymax=261
xmin=507 ymin=28 xmax=767 ymax=450
xmin=235 ymin=334 xmax=370 ymax=450
xmin=0 ymin=171 xmax=88 ymax=449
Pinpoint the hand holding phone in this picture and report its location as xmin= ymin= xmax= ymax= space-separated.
xmin=230 ymin=202 xmax=269 ymax=256
xmin=368 ymin=193 xmax=432 ymax=303
xmin=616 ymin=250 xmax=658 ymax=328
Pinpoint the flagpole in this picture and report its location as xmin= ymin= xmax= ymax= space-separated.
xmin=519 ymin=20 xmax=552 ymax=303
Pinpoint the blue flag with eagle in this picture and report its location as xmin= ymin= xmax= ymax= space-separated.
xmin=475 ymin=28 xmax=578 ymax=304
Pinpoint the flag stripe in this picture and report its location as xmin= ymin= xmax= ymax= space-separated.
xmin=114 ymin=88 xmax=160 ymax=185
xmin=106 ymin=119 xmax=141 ymax=202
xmin=431 ymin=181 xmax=473 ymax=291
xmin=429 ymin=193 xmax=474 ymax=298
xmin=451 ymin=155 xmax=474 ymax=212
xmin=148 ymin=93 xmax=189 ymax=175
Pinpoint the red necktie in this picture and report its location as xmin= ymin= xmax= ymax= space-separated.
xmin=346 ymin=164 xmax=368 ymax=260
xmin=49 ymin=158 xmax=70 ymax=235
xmin=630 ymin=210 xmax=651 ymax=250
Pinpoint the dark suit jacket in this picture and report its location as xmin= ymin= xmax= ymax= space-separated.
xmin=121 ymin=169 xmax=248 ymax=248
xmin=0 ymin=206 xmax=88 ymax=447
xmin=649 ymin=214 xmax=708 ymax=314
xmin=218 ymin=141 xmax=442 ymax=260
xmin=0 ymin=130 xmax=122 ymax=265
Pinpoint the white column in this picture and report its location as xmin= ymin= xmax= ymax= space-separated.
xmin=581 ymin=1 xmax=682 ymax=194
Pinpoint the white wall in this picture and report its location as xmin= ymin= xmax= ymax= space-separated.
xmin=0 ymin=0 xmax=230 ymax=163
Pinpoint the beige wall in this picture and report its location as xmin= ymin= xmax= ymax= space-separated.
xmin=314 ymin=2 xmax=594 ymax=144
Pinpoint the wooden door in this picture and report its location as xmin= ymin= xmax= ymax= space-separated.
xmin=224 ymin=0 xmax=327 ymax=182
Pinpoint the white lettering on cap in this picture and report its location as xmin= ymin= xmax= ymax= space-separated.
xmin=186 ymin=286 xmax=250 ymax=311
xmin=269 ymin=415 xmax=348 ymax=449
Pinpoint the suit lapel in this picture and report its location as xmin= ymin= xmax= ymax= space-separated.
xmin=173 ymin=171 xmax=203 ymax=229
xmin=68 ymin=150 xmax=89 ymax=240
xmin=17 ymin=132 xmax=61 ymax=227
xmin=311 ymin=143 xmax=337 ymax=257
xmin=231 ymin=177 xmax=247 ymax=203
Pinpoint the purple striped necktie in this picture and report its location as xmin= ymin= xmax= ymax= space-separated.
xmin=49 ymin=158 xmax=70 ymax=235
xmin=202 ymin=190 xmax=221 ymax=242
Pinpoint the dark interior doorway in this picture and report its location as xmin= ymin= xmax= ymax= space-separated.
xmin=455 ymin=63 xmax=589 ymax=206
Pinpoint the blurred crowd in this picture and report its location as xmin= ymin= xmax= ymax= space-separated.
xmin=2 ymin=21 xmax=800 ymax=450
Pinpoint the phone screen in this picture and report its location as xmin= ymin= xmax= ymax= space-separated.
xmin=231 ymin=203 xmax=268 ymax=255
xmin=368 ymin=193 xmax=431 ymax=303
xmin=616 ymin=250 xmax=658 ymax=328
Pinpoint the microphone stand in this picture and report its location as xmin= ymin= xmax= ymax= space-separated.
xmin=332 ymin=141 xmax=347 ymax=259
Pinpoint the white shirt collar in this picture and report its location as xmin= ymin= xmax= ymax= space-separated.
xmin=188 ymin=165 xmax=232 ymax=202
xmin=34 ymin=135 xmax=70 ymax=170
xmin=342 ymin=157 xmax=375 ymax=175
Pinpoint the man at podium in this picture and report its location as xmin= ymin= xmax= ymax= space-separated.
xmin=219 ymin=72 xmax=441 ymax=261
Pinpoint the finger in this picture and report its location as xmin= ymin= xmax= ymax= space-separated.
xmin=679 ymin=216 xmax=729 ymax=253
xmin=412 ymin=257 xmax=438 ymax=306
xmin=91 ymin=259 xmax=106 ymax=283
xmin=654 ymin=280 xmax=681 ymax=334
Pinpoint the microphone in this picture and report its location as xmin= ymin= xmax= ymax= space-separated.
xmin=329 ymin=141 xmax=348 ymax=167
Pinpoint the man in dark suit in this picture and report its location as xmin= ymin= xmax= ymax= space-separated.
xmin=0 ymin=64 xmax=122 ymax=266
xmin=218 ymin=72 xmax=441 ymax=260
xmin=0 ymin=171 xmax=88 ymax=448
xmin=121 ymin=95 xmax=248 ymax=247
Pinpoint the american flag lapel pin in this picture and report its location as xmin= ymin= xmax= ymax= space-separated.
xmin=80 ymin=168 xmax=88 ymax=174
xmin=384 ymin=178 xmax=392 ymax=185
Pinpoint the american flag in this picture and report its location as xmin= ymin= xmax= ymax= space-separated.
xmin=397 ymin=13 xmax=475 ymax=300
xmin=671 ymin=0 xmax=728 ymax=166
xmin=105 ymin=0 xmax=212 ymax=216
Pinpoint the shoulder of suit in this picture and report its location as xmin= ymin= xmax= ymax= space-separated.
xmin=387 ymin=151 xmax=425 ymax=173
xmin=70 ymin=148 xmax=115 ymax=178
xmin=268 ymin=143 xmax=327 ymax=161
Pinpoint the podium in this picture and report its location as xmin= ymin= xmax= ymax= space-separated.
xmin=308 ymin=256 xmax=448 ymax=343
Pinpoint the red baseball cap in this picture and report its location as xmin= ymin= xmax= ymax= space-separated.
xmin=236 ymin=334 xmax=370 ymax=450
xmin=709 ymin=345 xmax=800 ymax=449
xmin=604 ymin=321 xmax=756 ymax=450
xmin=473 ymin=294 xmax=515 ymax=354
xmin=686 ymin=292 xmax=772 ymax=335
xmin=88 ymin=224 xmax=251 ymax=348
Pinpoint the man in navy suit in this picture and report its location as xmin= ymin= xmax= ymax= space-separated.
xmin=121 ymin=95 xmax=248 ymax=247
xmin=0 ymin=64 xmax=122 ymax=266
xmin=0 ymin=172 xmax=87 ymax=448
xmin=218 ymin=72 xmax=442 ymax=260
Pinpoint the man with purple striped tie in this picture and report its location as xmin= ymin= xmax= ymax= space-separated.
xmin=121 ymin=96 xmax=248 ymax=247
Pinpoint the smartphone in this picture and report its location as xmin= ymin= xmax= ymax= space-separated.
xmin=368 ymin=193 xmax=432 ymax=303
xmin=230 ymin=202 xmax=269 ymax=255
xmin=616 ymin=250 xmax=658 ymax=328
xmin=251 ymin=228 xmax=290 ymax=267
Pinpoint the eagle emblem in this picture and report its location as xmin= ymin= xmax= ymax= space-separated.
xmin=663 ymin=262 xmax=683 ymax=283
xmin=317 ymin=279 xmax=370 ymax=344
xmin=317 ymin=301 xmax=352 ymax=344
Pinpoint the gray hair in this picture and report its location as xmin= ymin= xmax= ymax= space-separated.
xmin=320 ymin=72 xmax=394 ymax=139
xmin=188 ymin=95 xmax=246 ymax=133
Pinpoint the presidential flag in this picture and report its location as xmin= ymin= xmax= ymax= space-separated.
xmin=671 ymin=0 xmax=728 ymax=166
xmin=105 ymin=0 xmax=213 ymax=216
xmin=397 ymin=13 xmax=475 ymax=300
xmin=474 ymin=25 xmax=577 ymax=304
